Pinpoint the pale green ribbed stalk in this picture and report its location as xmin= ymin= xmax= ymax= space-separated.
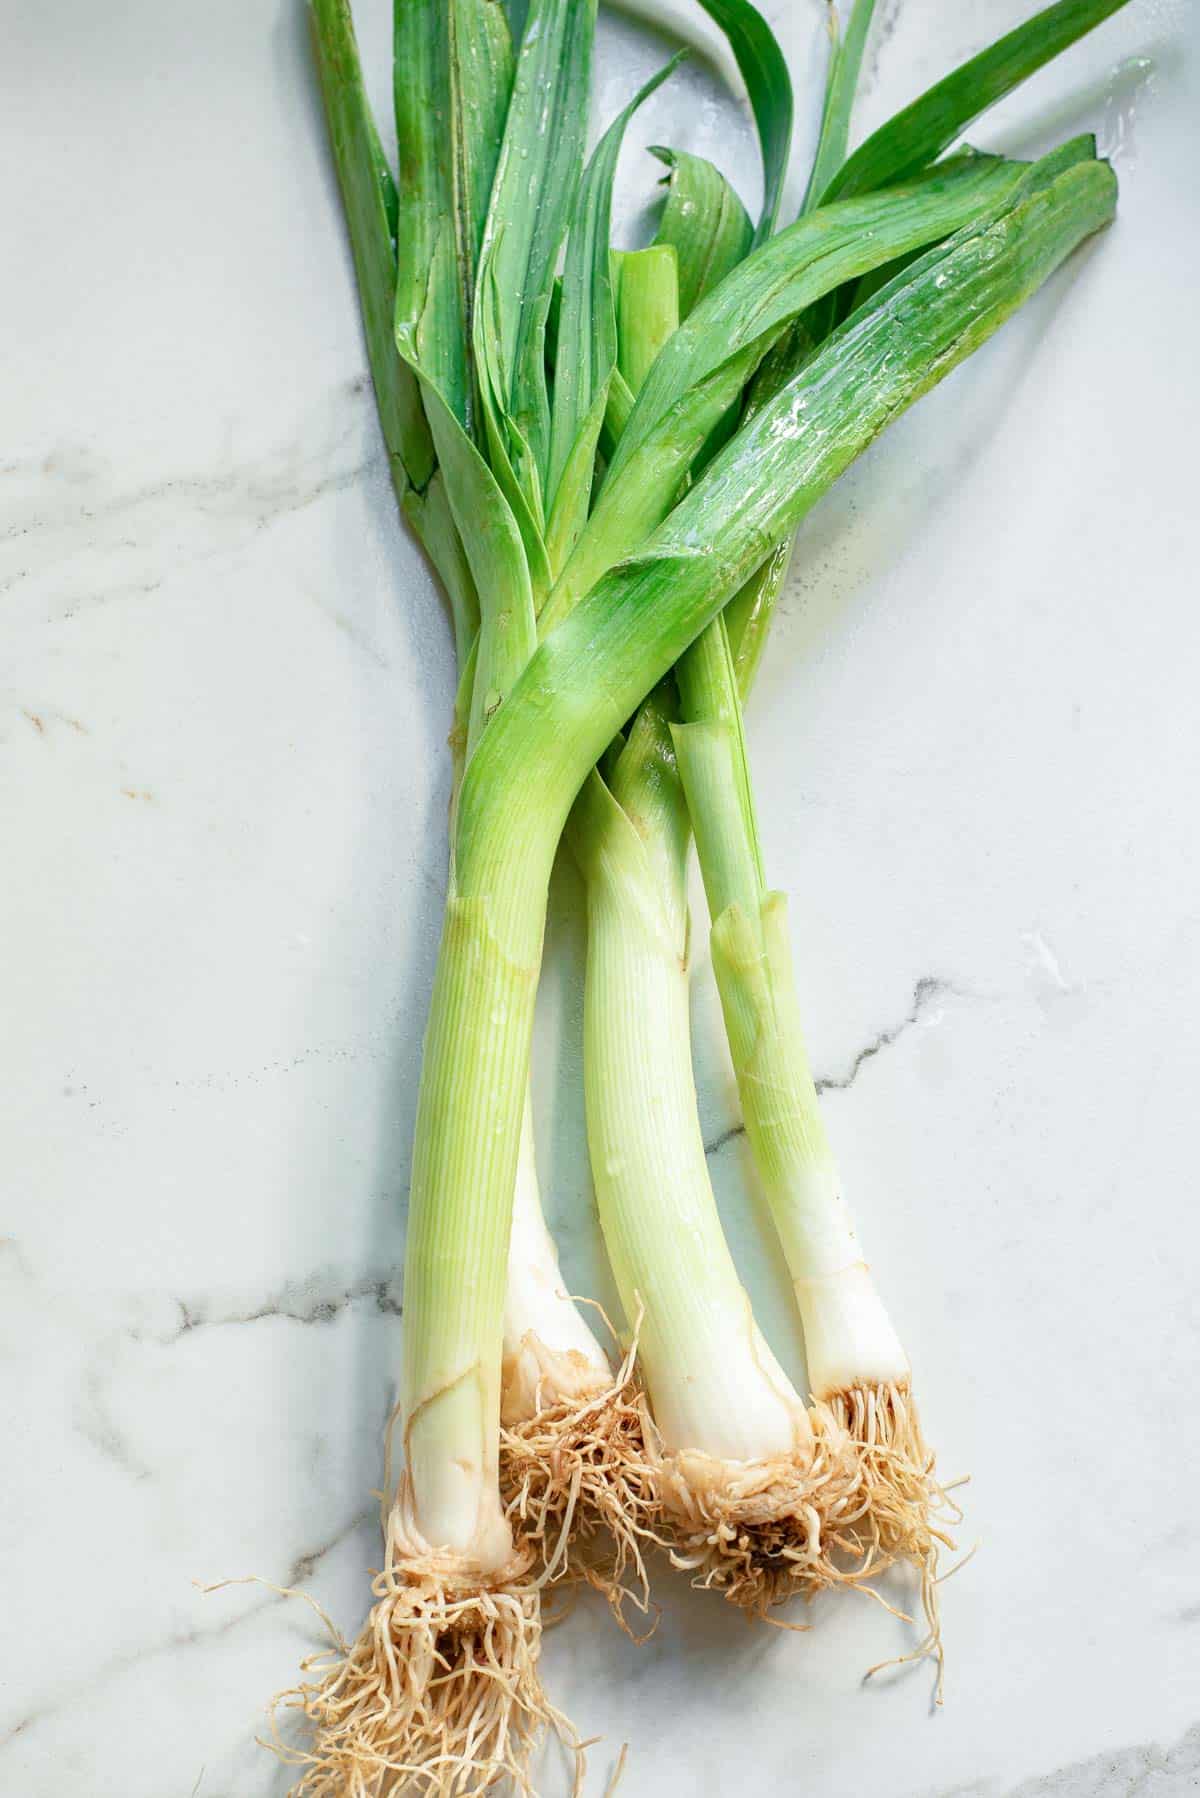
xmin=673 ymin=625 xmax=907 ymax=1398
xmin=567 ymin=234 xmax=808 ymax=1463
xmin=569 ymin=710 xmax=808 ymax=1460
xmin=401 ymin=874 xmax=542 ymax=1559
xmin=672 ymin=143 xmax=1114 ymax=1395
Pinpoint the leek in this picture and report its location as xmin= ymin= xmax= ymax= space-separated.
xmin=661 ymin=3 xmax=1130 ymax=1669
xmin=285 ymin=0 xmax=1127 ymax=1782
xmin=296 ymin=3 xmax=621 ymax=1789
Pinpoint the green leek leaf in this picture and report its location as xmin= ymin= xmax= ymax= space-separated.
xmin=823 ymin=0 xmax=1131 ymax=203
xmin=691 ymin=0 xmax=794 ymax=242
xmin=801 ymin=0 xmax=878 ymax=215
xmin=473 ymin=249 xmax=555 ymax=600
xmin=545 ymin=57 xmax=682 ymax=576
xmin=459 ymin=151 xmax=1119 ymax=888
xmin=418 ymin=383 xmax=537 ymax=753
xmin=389 ymin=0 xmax=539 ymax=747
xmin=450 ymin=0 xmax=514 ymax=295
xmin=650 ymin=146 xmax=753 ymax=317
xmin=394 ymin=0 xmax=470 ymax=429
xmin=309 ymin=0 xmax=433 ymax=496
xmin=477 ymin=0 xmax=597 ymax=516
xmin=311 ymin=0 xmax=481 ymax=658
xmin=546 ymin=152 xmax=1026 ymax=628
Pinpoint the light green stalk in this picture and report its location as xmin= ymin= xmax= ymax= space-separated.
xmin=673 ymin=621 xmax=909 ymax=1397
xmin=569 ymin=707 xmax=811 ymax=1460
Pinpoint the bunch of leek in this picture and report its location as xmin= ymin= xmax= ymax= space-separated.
xmin=280 ymin=0 xmax=1128 ymax=1789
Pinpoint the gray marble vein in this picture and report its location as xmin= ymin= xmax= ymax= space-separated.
xmin=2 ymin=376 xmax=378 ymax=615
xmin=859 ymin=0 xmax=904 ymax=102
xmin=815 ymin=975 xmax=959 ymax=1094
xmin=142 ymin=1273 xmax=404 ymax=1346
xmin=937 ymin=1718 xmax=1200 ymax=1798
xmin=0 ymin=1509 xmax=371 ymax=1758
xmin=73 ymin=1339 xmax=155 ymax=1483
xmin=703 ymin=973 xmax=957 ymax=1159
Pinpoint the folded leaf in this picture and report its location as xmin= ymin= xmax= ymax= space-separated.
xmin=310 ymin=0 xmax=480 ymax=658
xmin=651 ymin=146 xmax=752 ymax=317
xmin=309 ymin=0 xmax=433 ymax=496
xmin=419 ymin=383 xmax=537 ymax=752
xmin=394 ymin=0 xmax=470 ymax=428
xmin=451 ymin=0 xmax=515 ymax=295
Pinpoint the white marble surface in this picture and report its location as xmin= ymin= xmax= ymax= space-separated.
xmin=4 ymin=1 xmax=1198 ymax=1793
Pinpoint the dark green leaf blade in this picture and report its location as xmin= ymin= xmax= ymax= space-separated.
xmin=309 ymin=0 xmax=434 ymax=496
xmin=823 ymin=0 xmax=1131 ymax=203
xmin=545 ymin=58 xmax=682 ymax=569
xmin=801 ymin=0 xmax=877 ymax=214
xmin=394 ymin=0 xmax=471 ymax=428
xmin=311 ymin=0 xmax=482 ymax=664
xmin=690 ymin=0 xmax=791 ymax=242
xmin=692 ymin=0 xmax=793 ymax=242
xmin=450 ymin=0 xmax=515 ymax=309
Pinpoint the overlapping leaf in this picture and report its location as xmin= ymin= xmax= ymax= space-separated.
xmin=310 ymin=0 xmax=481 ymax=661
xmin=389 ymin=0 xmax=540 ymax=745
xmin=459 ymin=149 xmax=1119 ymax=872
xmin=544 ymin=57 xmax=682 ymax=578
xmin=651 ymin=147 xmax=752 ymax=318
xmin=476 ymin=0 xmax=597 ymax=524
xmin=310 ymin=0 xmax=433 ymax=497
xmin=545 ymin=153 xmax=1027 ymax=628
